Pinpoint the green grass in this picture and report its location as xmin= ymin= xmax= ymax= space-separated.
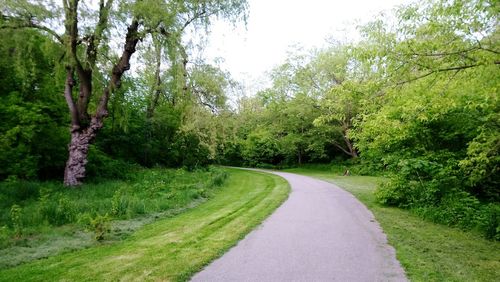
xmin=285 ymin=168 xmax=500 ymax=282
xmin=0 ymin=168 xmax=289 ymax=281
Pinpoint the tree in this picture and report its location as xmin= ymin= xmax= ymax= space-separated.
xmin=314 ymin=82 xmax=362 ymax=158
xmin=308 ymin=45 xmax=383 ymax=159
xmin=1 ymin=0 xmax=247 ymax=185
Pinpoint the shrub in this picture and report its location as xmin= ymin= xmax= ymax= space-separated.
xmin=38 ymin=188 xmax=54 ymax=223
xmin=412 ymin=192 xmax=479 ymax=226
xmin=374 ymin=175 xmax=442 ymax=208
xmin=77 ymin=213 xmax=111 ymax=241
xmin=89 ymin=214 xmax=110 ymax=241
xmin=0 ymin=167 xmax=232 ymax=247
xmin=378 ymin=178 xmax=500 ymax=240
xmin=126 ymin=197 xmax=146 ymax=217
xmin=111 ymin=188 xmax=128 ymax=217
xmin=55 ymin=195 xmax=77 ymax=225
xmin=10 ymin=204 xmax=22 ymax=237
xmin=476 ymin=204 xmax=500 ymax=240
xmin=0 ymin=225 xmax=11 ymax=248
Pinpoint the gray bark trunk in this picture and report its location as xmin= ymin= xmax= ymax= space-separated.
xmin=64 ymin=131 xmax=91 ymax=186
xmin=63 ymin=117 xmax=103 ymax=186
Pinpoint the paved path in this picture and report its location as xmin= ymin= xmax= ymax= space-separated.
xmin=191 ymin=170 xmax=407 ymax=282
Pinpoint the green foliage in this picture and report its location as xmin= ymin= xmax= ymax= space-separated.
xmin=242 ymin=128 xmax=284 ymax=166
xmin=90 ymin=214 xmax=111 ymax=241
xmin=190 ymin=64 xmax=231 ymax=110
xmin=344 ymin=0 xmax=500 ymax=239
xmin=55 ymin=195 xmax=77 ymax=225
xmin=9 ymin=205 xmax=22 ymax=237
xmin=1 ymin=0 xmax=249 ymax=185
xmin=38 ymin=190 xmax=77 ymax=226
xmin=170 ymin=128 xmax=213 ymax=170
xmin=83 ymin=214 xmax=111 ymax=241
xmin=210 ymin=170 xmax=228 ymax=187
xmin=224 ymin=72 xmax=338 ymax=166
xmin=0 ymin=29 xmax=67 ymax=180
xmin=481 ymin=204 xmax=500 ymax=240
xmin=0 ymin=0 xmax=498 ymax=252
xmin=111 ymin=188 xmax=127 ymax=217
xmin=86 ymin=145 xmax=138 ymax=180
xmin=412 ymin=196 xmax=500 ymax=240
xmin=0 ymin=226 xmax=11 ymax=249
xmin=230 ymin=0 xmax=500 ymax=240
xmin=459 ymin=123 xmax=500 ymax=201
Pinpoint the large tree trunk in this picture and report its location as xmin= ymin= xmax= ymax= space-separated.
xmin=64 ymin=130 xmax=91 ymax=186
xmin=64 ymin=117 xmax=104 ymax=186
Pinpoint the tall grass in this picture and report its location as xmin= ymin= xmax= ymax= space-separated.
xmin=0 ymin=167 xmax=228 ymax=267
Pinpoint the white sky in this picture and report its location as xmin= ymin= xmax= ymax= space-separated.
xmin=201 ymin=0 xmax=412 ymax=94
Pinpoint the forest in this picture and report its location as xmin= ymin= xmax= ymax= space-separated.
xmin=0 ymin=0 xmax=499 ymax=277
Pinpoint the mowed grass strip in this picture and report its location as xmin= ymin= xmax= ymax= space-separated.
xmin=0 ymin=168 xmax=290 ymax=281
xmin=285 ymin=168 xmax=500 ymax=282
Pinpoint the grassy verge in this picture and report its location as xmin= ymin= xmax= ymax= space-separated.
xmin=0 ymin=168 xmax=289 ymax=281
xmin=285 ymin=168 xmax=500 ymax=282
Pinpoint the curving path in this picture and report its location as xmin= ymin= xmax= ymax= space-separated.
xmin=191 ymin=170 xmax=407 ymax=282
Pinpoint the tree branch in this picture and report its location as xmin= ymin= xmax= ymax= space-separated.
xmin=146 ymin=38 xmax=163 ymax=119
xmin=96 ymin=19 xmax=141 ymax=119
xmin=406 ymin=46 xmax=480 ymax=57
xmin=85 ymin=0 xmax=113 ymax=67
xmin=395 ymin=63 xmax=499 ymax=85
xmin=0 ymin=15 xmax=63 ymax=44
xmin=331 ymin=140 xmax=354 ymax=157
xmin=63 ymin=68 xmax=80 ymax=131
xmin=479 ymin=47 xmax=500 ymax=55
xmin=182 ymin=9 xmax=207 ymax=31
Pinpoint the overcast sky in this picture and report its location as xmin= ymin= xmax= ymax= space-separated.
xmin=201 ymin=0 xmax=412 ymax=93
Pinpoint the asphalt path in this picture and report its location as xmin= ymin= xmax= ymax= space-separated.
xmin=191 ymin=170 xmax=407 ymax=282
